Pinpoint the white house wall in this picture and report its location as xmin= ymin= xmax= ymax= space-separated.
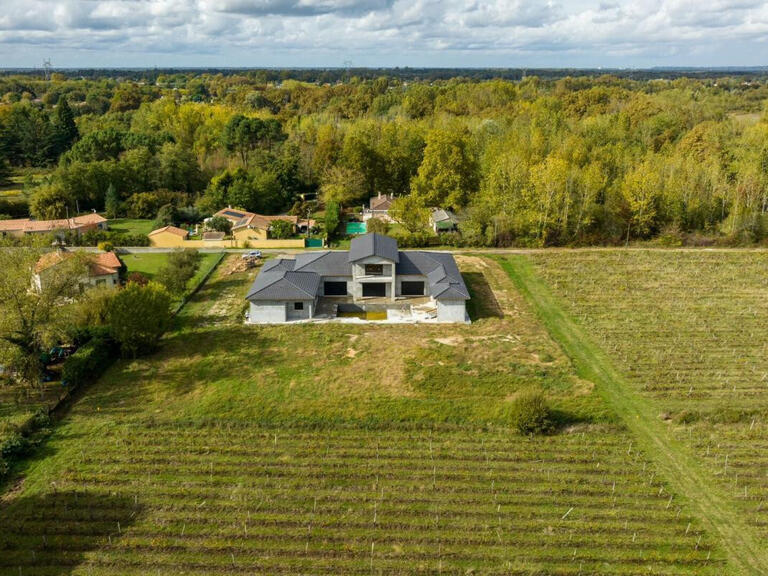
xmin=286 ymin=300 xmax=314 ymax=321
xmin=352 ymin=256 xmax=395 ymax=300
xmin=437 ymin=300 xmax=467 ymax=323
xmin=249 ymin=301 xmax=287 ymax=323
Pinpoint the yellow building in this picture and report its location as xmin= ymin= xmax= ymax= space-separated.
xmin=147 ymin=226 xmax=190 ymax=247
xmin=212 ymin=208 xmax=315 ymax=241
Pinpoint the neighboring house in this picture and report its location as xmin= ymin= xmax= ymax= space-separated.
xmin=362 ymin=194 xmax=395 ymax=222
xmin=148 ymin=225 xmax=190 ymax=247
xmin=202 ymin=231 xmax=226 ymax=242
xmin=210 ymin=208 xmax=315 ymax=242
xmin=430 ymin=209 xmax=459 ymax=233
xmin=33 ymin=250 xmax=122 ymax=292
xmin=0 ymin=213 xmax=108 ymax=237
xmin=245 ymin=233 xmax=469 ymax=323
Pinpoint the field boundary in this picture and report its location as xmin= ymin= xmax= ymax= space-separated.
xmin=172 ymin=252 xmax=226 ymax=316
xmin=497 ymin=254 xmax=768 ymax=576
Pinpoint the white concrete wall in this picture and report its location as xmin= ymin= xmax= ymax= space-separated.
xmin=248 ymin=301 xmax=287 ymax=323
xmin=286 ymin=300 xmax=313 ymax=320
xmin=352 ymin=256 xmax=395 ymax=300
xmin=436 ymin=300 xmax=467 ymax=323
xmin=34 ymin=271 xmax=118 ymax=293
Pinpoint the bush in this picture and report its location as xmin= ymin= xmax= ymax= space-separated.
xmin=97 ymin=241 xmax=114 ymax=252
xmin=325 ymin=201 xmax=340 ymax=239
xmin=366 ymin=217 xmax=389 ymax=235
xmin=391 ymin=230 xmax=433 ymax=248
xmin=269 ymin=218 xmax=294 ymax=239
xmin=207 ymin=215 xmax=233 ymax=235
xmin=125 ymin=271 xmax=149 ymax=286
xmin=61 ymin=337 xmax=117 ymax=388
xmin=107 ymin=281 xmax=173 ymax=357
xmin=108 ymin=233 xmax=150 ymax=247
xmin=157 ymin=249 xmax=201 ymax=295
xmin=1 ymin=431 xmax=30 ymax=460
xmin=509 ymin=390 xmax=553 ymax=435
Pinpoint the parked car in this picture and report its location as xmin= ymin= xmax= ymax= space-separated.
xmin=41 ymin=345 xmax=77 ymax=366
xmin=242 ymin=250 xmax=262 ymax=259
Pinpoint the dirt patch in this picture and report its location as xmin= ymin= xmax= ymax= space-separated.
xmin=434 ymin=336 xmax=464 ymax=346
xmin=222 ymin=257 xmax=260 ymax=276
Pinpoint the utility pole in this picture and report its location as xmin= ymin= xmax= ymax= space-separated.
xmin=43 ymin=59 xmax=52 ymax=81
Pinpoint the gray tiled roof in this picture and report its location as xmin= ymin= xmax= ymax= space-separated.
xmin=262 ymin=258 xmax=295 ymax=272
xmin=246 ymin=234 xmax=468 ymax=302
xmin=294 ymin=251 xmax=352 ymax=276
xmin=348 ymin=233 xmax=399 ymax=263
xmin=245 ymin=268 xmax=320 ymax=301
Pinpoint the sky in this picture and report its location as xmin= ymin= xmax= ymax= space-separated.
xmin=0 ymin=0 xmax=767 ymax=69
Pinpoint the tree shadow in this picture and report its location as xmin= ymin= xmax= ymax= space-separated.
xmin=0 ymin=490 xmax=140 ymax=575
xmin=463 ymin=271 xmax=504 ymax=320
xmin=66 ymin=324 xmax=281 ymax=419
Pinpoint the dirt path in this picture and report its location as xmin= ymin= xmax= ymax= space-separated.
xmin=499 ymin=254 xmax=768 ymax=576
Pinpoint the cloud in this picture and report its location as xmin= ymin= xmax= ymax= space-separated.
xmin=212 ymin=0 xmax=395 ymax=17
xmin=0 ymin=0 xmax=766 ymax=67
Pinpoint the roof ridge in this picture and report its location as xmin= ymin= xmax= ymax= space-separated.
xmin=247 ymin=269 xmax=286 ymax=297
xmin=283 ymin=271 xmax=319 ymax=298
xmin=293 ymin=250 xmax=330 ymax=270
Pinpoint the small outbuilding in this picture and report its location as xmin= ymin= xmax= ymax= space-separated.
xmin=148 ymin=226 xmax=190 ymax=247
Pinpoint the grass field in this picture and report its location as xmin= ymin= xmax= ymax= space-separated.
xmin=0 ymin=254 xmax=725 ymax=575
xmin=522 ymin=250 xmax=768 ymax=571
xmin=107 ymin=219 xmax=156 ymax=236
xmin=0 ymin=169 xmax=50 ymax=199
xmin=121 ymin=252 xmax=222 ymax=287
xmin=0 ymin=252 xmax=222 ymax=451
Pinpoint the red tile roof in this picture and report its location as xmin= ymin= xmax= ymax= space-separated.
xmin=0 ymin=213 xmax=107 ymax=234
xmin=148 ymin=225 xmax=189 ymax=238
xmin=34 ymin=250 xmax=122 ymax=276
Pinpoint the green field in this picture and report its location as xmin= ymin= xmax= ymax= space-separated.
xmin=107 ymin=219 xmax=156 ymax=236
xmin=521 ymin=250 xmax=768 ymax=572
xmin=0 ymin=255 xmax=724 ymax=575
xmin=0 ymin=252 xmax=222 ymax=449
xmin=121 ymin=252 xmax=222 ymax=287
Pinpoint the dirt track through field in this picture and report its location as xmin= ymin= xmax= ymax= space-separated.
xmin=499 ymin=254 xmax=768 ymax=576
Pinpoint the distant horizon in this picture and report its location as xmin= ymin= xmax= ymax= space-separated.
xmin=2 ymin=65 xmax=768 ymax=72
xmin=2 ymin=1 xmax=767 ymax=70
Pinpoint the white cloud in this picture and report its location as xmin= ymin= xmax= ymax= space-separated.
xmin=0 ymin=0 xmax=766 ymax=67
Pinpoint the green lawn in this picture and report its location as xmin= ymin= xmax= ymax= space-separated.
xmin=0 ymin=254 xmax=726 ymax=575
xmin=502 ymin=253 xmax=768 ymax=575
xmin=108 ymin=219 xmax=156 ymax=236
xmin=121 ymin=252 xmax=220 ymax=282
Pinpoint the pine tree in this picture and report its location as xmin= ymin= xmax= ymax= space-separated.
xmin=104 ymin=183 xmax=121 ymax=219
xmin=52 ymin=96 xmax=79 ymax=156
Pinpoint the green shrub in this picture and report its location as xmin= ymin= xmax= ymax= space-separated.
xmin=366 ymin=217 xmax=389 ymax=235
xmin=61 ymin=337 xmax=117 ymax=388
xmin=392 ymin=230 xmax=433 ymax=248
xmin=1 ymin=431 xmax=30 ymax=460
xmin=269 ymin=218 xmax=294 ymax=239
xmin=106 ymin=233 xmax=150 ymax=247
xmin=97 ymin=241 xmax=114 ymax=252
xmin=107 ymin=282 xmax=173 ymax=357
xmin=509 ymin=390 xmax=553 ymax=435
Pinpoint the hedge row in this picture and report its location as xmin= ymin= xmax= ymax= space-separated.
xmin=0 ymin=336 xmax=118 ymax=480
xmin=61 ymin=337 xmax=118 ymax=388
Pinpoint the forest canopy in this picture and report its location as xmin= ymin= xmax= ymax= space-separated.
xmin=1 ymin=70 xmax=767 ymax=246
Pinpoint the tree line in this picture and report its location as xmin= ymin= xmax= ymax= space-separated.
xmin=1 ymin=72 xmax=767 ymax=245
